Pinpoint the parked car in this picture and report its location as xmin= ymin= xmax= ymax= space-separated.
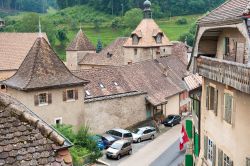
xmin=91 ymin=135 xmax=105 ymax=150
xmin=132 ymin=126 xmax=156 ymax=143
xmin=101 ymin=134 xmax=117 ymax=149
xmin=106 ymin=129 xmax=133 ymax=142
xmin=106 ymin=140 xmax=132 ymax=160
xmin=162 ymin=115 xmax=181 ymax=127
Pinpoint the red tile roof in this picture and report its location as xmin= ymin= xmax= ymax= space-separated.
xmin=184 ymin=73 xmax=202 ymax=91
xmin=2 ymin=37 xmax=89 ymax=91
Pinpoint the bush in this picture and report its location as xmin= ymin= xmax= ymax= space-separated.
xmin=54 ymin=124 xmax=102 ymax=165
xmin=176 ymin=18 xmax=188 ymax=25
xmin=111 ymin=17 xmax=124 ymax=30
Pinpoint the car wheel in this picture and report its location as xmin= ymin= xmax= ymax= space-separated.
xmin=117 ymin=154 xmax=121 ymax=160
xmin=128 ymin=149 xmax=132 ymax=155
xmin=137 ymin=138 xmax=141 ymax=143
xmin=151 ymin=135 xmax=154 ymax=140
xmin=171 ymin=123 xmax=174 ymax=127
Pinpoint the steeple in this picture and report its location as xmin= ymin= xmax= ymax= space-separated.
xmin=38 ymin=17 xmax=42 ymax=38
xmin=143 ymin=0 xmax=152 ymax=19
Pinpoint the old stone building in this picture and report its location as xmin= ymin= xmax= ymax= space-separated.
xmin=73 ymin=54 xmax=188 ymax=133
xmin=0 ymin=33 xmax=48 ymax=81
xmin=0 ymin=92 xmax=73 ymax=165
xmin=190 ymin=0 xmax=250 ymax=165
xmin=1 ymin=36 xmax=89 ymax=128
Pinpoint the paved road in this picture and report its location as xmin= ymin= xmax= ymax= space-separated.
xmin=150 ymin=140 xmax=185 ymax=166
xmin=119 ymin=124 xmax=182 ymax=166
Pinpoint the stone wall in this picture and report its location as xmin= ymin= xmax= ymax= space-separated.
xmin=84 ymin=94 xmax=147 ymax=134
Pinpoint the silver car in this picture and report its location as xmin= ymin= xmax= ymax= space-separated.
xmin=132 ymin=126 xmax=156 ymax=143
xmin=106 ymin=140 xmax=132 ymax=160
xmin=106 ymin=128 xmax=133 ymax=142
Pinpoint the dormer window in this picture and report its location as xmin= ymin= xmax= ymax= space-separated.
xmin=85 ymin=90 xmax=91 ymax=97
xmin=156 ymin=34 xmax=162 ymax=44
xmin=113 ymin=82 xmax=119 ymax=86
xmin=132 ymin=35 xmax=139 ymax=45
xmin=107 ymin=52 xmax=113 ymax=58
xmin=99 ymin=83 xmax=105 ymax=89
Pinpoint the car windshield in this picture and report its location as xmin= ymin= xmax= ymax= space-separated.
xmin=134 ymin=129 xmax=143 ymax=135
xmin=110 ymin=142 xmax=122 ymax=150
xmin=167 ymin=115 xmax=174 ymax=120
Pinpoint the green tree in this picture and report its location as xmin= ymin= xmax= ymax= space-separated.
xmin=123 ymin=8 xmax=143 ymax=29
xmin=179 ymin=24 xmax=197 ymax=46
xmin=96 ymin=38 xmax=102 ymax=53
xmin=56 ymin=28 xmax=68 ymax=45
xmin=16 ymin=13 xmax=39 ymax=32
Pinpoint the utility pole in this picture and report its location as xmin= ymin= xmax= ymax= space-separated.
xmin=121 ymin=3 xmax=124 ymax=17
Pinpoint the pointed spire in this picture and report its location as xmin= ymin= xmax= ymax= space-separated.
xmin=143 ymin=0 xmax=152 ymax=19
xmin=38 ymin=17 xmax=42 ymax=38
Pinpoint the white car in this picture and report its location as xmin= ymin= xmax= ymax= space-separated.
xmin=132 ymin=126 xmax=156 ymax=143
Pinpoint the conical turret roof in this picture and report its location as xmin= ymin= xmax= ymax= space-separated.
xmin=2 ymin=37 xmax=89 ymax=91
xmin=66 ymin=29 xmax=95 ymax=51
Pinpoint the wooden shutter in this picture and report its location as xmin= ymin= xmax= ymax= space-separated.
xmin=63 ymin=90 xmax=66 ymax=101
xmin=236 ymin=42 xmax=245 ymax=63
xmin=75 ymin=89 xmax=78 ymax=100
xmin=48 ymin=93 xmax=52 ymax=104
xmin=246 ymin=158 xmax=250 ymax=166
xmin=206 ymin=85 xmax=209 ymax=110
xmin=218 ymin=148 xmax=223 ymax=166
xmin=210 ymin=87 xmax=215 ymax=110
xmin=34 ymin=94 xmax=39 ymax=106
xmin=214 ymin=89 xmax=218 ymax=116
xmin=204 ymin=135 xmax=208 ymax=160
xmin=212 ymin=143 xmax=216 ymax=166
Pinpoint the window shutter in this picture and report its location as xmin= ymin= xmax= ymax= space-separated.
xmin=48 ymin=93 xmax=52 ymax=104
xmin=210 ymin=87 xmax=215 ymax=110
xmin=206 ymin=85 xmax=209 ymax=110
xmin=246 ymin=158 xmax=250 ymax=166
xmin=230 ymin=161 xmax=233 ymax=166
xmin=212 ymin=143 xmax=216 ymax=166
xmin=204 ymin=135 xmax=208 ymax=160
xmin=75 ymin=89 xmax=78 ymax=100
xmin=218 ymin=148 xmax=223 ymax=166
xmin=34 ymin=95 xmax=39 ymax=106
xmin=214 ymin=89 xmax=218 ymax=116
xmin=63 ymin=90 xmax=66 ymax=101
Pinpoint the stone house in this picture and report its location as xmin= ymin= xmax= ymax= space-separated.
xmin=1 ymin=36 xmax=89 ymax=128
xmin=0 ymin=33 xmax=48 ymax=81
xmin=0 ymin=92 xmax=73 ymax=165
xmin=190 ymin=0 xmax=250 ymax=165
xmin=0 ymin=18 xmax=5 ymax=28
xmin=73 ymin=55 xmax=188 ymax=133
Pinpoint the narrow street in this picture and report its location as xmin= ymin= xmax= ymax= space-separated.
xmin=118 ymin=124 xmax=183 ymax=166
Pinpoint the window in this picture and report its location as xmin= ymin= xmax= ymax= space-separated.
xmin=156 ymin=34 xmax=162 ymax=44
xmin=0 ymin=85 xmax=5 ymax=90
xmin=38 ymin=93 xmax=48 ymax=105
xmin=246 ymin=158 xmax=250 ymax=166
xmin=225 ymin=37 xmax=230 ymax=56
xmin=134 ymin=48 xmax=137 ymax=55
xmin=67 ymin=89 xmax=75 ymax=101
xmin=207 ymin=139 xmax=214 ymax=163
xmin=85 ymin=90 xmax=91 ymax=97
xmin=107 ymin=52 xmax=113 ymax=58
xmin=124 ymin=133 xmax=132 ymax=138
xmin=224 ymin=93 xmax=233 ymax=124
xmin=224 ymin=153 xmax=233 ymax=166
xmin=206 ymin=85 xmax=218 ymax=114
xmin=113 ymin=82 xmax=119 ymax=86
xmin=218 ymin=149 xmax=233 ymax=166
xmin=54 ymin=117 xmax=62 ymax=125
xmin=204 ymin=136 xmax=216 ymax=165
xmin=99 ymin=83 xmax=105 ymax=89
xmin=132 ymin=35 xmax=139 ymax=45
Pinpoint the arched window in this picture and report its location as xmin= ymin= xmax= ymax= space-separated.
xmin=156 ymin=34 xmax=162 ymax=44
xmin=132 ymin=35 xmax=139 ymax=45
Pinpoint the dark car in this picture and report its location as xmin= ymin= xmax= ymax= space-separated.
xmin=91 ymin=135 xmax=105 ymax=150
xmin=101 ymin=134 xmax=117 ymax=149
xmin=162 ymin=115 xmax=181 ymax=127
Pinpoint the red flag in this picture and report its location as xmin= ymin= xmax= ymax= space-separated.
xmin=179 ymin=124 xmax=189 ymax=151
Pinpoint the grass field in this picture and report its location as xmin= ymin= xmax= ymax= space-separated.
xmin=2 ymin=5 xmax=202 ymax=60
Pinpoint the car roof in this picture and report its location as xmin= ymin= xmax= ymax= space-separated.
xmin=114 ymin=139 xmax=129 ymax=144
xmin=111 ymin=128 xmax=131 ymax=133
xmin=138 ymin=126 xmax=154 ymax=130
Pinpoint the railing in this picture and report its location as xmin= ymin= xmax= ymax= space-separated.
xmin=196 ymin=56 xmax=250 ymax=94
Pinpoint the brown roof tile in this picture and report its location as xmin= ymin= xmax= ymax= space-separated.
xmin=78 ymin=37 xmax=128 ymax=66
xmin=0 ymin=92 xmax=73 ymax=165
xmin=198 ymin=0 xmax=248 ymax=25
xmin=123 ymin=19 xmax=171 ymax=48
xmin=184 ymin=73 xmax=202 ymax=91
xmin=2 ymin=37 xmax=89 ymax=91
xmin=0 ymin=33 xmax=48 ymax=71
xmin=66 ymin=29 xmax=95 ymax=51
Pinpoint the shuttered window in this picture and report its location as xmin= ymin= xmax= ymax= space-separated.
xmin=204 ymin=136 xmax=216 ymax=166
xmin=218 ymin=149 xmax=233 ymax=166
xmin=224 ymin=93 xmax=233 ymax=124
xmin=34 ymin=92 xmax=52 ymax=106
xmin=63 ymin=89 xmax=78 ymax=101
xmin=246 ymin=158 xmax=250 ymax=166
xmin=206 ymin=85 xmax=218 ymax=115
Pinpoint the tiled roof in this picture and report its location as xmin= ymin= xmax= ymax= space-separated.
xmin=2 ymin=37 xmax=89 ymax=91
xmin=74 ymin=55 xmax=187 ymax=105
xmin=0 ymin=33 xmax=48 ymax=71
xmin=0 ymin=92 xmax=73 ymax=165
xmin=66 ymin=29 xmax=95 ymax=51
xmin=171 ymin=41 xmax=189 ymax=65
xmin=123 ymin=19 xmax=171 ymax=48
xmin=198 ymin=0 xmax=248 ymax=25
xmin=73 ymin=67 xmax=143 ymax=101
xmin=184 ymin=73 xmax=202 ymax=91
xmin=78 ymin=37 xmax=128 ymax=66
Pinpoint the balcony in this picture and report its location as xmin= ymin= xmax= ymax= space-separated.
xmin=196 ymin=56 xmax=250 ymax=94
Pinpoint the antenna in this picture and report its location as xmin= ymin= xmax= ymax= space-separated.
xmin=38 ymin=17 xmax=42 ymax=38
